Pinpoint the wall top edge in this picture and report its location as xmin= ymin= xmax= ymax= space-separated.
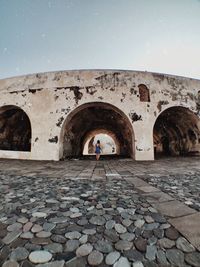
xmin=0 ymin=69 xmax=200 ymax=83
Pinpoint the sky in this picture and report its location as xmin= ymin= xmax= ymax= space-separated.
xmin=0 ymin=0 xmax=200 ymax=80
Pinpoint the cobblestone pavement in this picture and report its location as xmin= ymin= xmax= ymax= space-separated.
xmin=0 ymin=158 xmax=200 ymax=267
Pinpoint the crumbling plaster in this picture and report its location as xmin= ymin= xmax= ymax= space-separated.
xmin=0 ymin=70 xmax=199 ymax=161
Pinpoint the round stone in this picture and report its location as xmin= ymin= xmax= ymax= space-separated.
xmin=46 ymin=198 xmax=59 ymax=203
xmin=144 ymin=216 xmax=154 ymax=223
xmin=106 ymin=220 xmax=115 ymax=229
xmin=70 ymin=213 xmax=82 ymax=218
xmin=87 ymin=206 xmax=94 ymax=211
xmin=2 ymin=261 xmax=19 ymax=267
xmin=70 ymin=207 xmax=80 ymax=213
xmin=120 ymin=232 xmax=135 ymax=242
xmin=49 ymin=217 xmax=68 ymax=224
xmin=32 ymin=212 xmax=47 ymax=218
xmin=132 ymin=262 xmax=144 ymax=267
xmin=165 ymin=227 xmax=179 ymax=240
xmin=124 ymin=249 xmax=143 ymax=262
xmin=76 ymin=244 xmax=93 ymax=257
xmin=94 ymin=240 xmax=113 ymax=253
xmin=158 ymin=238 xmax=175 ymax=249
xmin=82 ymin=229 xmax=96 ymax=235
xmin=17 ymin=217 xmax=28 ymax=224
xmin=166 ymin=248 xmax=184 ymax=266
xmin=144 ymin=222 xmax=159 ymax=230
xmin=113 ymin=256 xmax=130 ymax=267
xmin=88 ymin=250 xmax=104 ymax=265
xmin=115 ymin=240 xmax=133 ymax=251
xmin=134 ymin=219 xmax=145 ymax=228
xmin=105 ymin=251 xmax=120 ymax=265
xmin=44 ymin=243 xmax=63 ymax=253
xmin=20 ymin=232 xmax=34 ymax=239
xmin=134 ymin=237 xmax=147 ymax=252
xmin=96 ymin=203 xmax=103 ymax=209
xmin=122 ymin=219 xmax=132 ymax=227
xmin=156 ymin=249 xmax=169 ymax=266
xmin=148 ymin=236 xmax=157 ymax=246
xmin=145 ymin=245 xmax=157 ymax=261
xmin=36 ymin=231 xmax=52 ymax=238
xmin=29 ymin=250 xmax=52 ymax=263
xmin=10 ymin=247 xmax=29 ymax=261
xmin=115 ymin=224 xmax=127 ymax=234
xmin=160 ymin=223 xmax=171 ymax=229
xmin=89 ymin=216 xmax=106 ymax=225
xmin=23 ymin=222 xmax=33 ymax=232
xmin=117 ymin=207 xmax=125 ymax=213
xmin=185 ymin=252 xmax=200 ymax=267
xmin=79 ymin=234 xmax=88 ymax=244
xmin=153 ymin=228 xmax=164 ymax=239
xmin=51 ymin=234 xmax=66 ymax=244
xmin=43 ymin=222 xmax=56 ymax=232
xmin=7 ymin=223 xmax=22 ymax=232
xmin=61 ymin=186 xmax=70 ymax=191
xmin=148 ymin=207 xmax=158 ymax=213
xmin=31 ymin=224 xmax=43 ymax=233
xmin=65 ymin=240 xmax=80 ymax=252
xmin=176 ymin=237 xmax=195 ymax=252
xmin=77 ymin=218 xmax=88 ymax=226
xmin=65 ymin=231 xmax=81 ymax=239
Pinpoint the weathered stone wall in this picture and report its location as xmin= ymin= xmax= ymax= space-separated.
xmin=0 ymin=70 xmax=199 ymax=160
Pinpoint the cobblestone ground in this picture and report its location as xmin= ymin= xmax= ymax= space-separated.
xmin=142 ymin=174 xmax=200 ymax=212
xmin=0 ymin=158 xmax=200 ymax=267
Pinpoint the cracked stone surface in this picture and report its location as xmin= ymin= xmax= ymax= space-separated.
xmin=0 ymin=158 xmax=200 ymax=266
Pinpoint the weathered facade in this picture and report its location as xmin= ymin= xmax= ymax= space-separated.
xmin=0 ymin=70 xmax=200 ymax=161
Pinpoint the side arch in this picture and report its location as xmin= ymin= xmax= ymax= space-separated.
xmin=0 ymin=105 xmax=32 ymax=151
xmin=153 ymin=105 xmax=200 ymax=157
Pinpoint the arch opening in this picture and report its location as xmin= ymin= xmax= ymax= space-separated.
xmin=60 ymin=102 xmax=134 ymax=159
xmin=83 ymin=129 xmax=119 ymax=155
xmin=153 ymin=106 xmax=200 ymax=157
xmin=0 ymin=105 xmax=31 ymax=151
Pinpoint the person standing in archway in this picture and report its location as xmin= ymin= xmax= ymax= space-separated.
xmin=94 ymin=140 xmax=102 ymax=160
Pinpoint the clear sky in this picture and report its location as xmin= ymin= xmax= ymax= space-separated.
xmin=0 ymin=0 xmax=200 ymax=79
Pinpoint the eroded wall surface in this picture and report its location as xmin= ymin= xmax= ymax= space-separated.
xmin=0 ymin=70 xmax=199 ymax=160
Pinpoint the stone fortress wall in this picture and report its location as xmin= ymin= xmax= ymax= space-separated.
xmin=0 ymin=70 xmax=199 ymax=161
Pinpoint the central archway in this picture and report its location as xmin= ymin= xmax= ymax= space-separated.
xmin=59 ymin=102 xmax=135 ymax=159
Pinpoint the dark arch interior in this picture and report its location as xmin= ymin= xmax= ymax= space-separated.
xmin=0 ymin=106 xmax=31 ymax=151
xmin=154 ymin=106 xmax=200 ymax=157
xmin=138 ymin=84 xmax=150 ymax=102
xmin=62 ymin=103 xmax=134 ymax=158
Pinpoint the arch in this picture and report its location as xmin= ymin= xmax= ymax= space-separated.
xmin=0 ymin=105 xmax=32 ymax=151
xmin=153 ymin=106 xmax=200 ymax=157
xmin=82 ymin=129 xmax=120 ymax=155
xmin=59 ymin=102 xmax=135 ymax=159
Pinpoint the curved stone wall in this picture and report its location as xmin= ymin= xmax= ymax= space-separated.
xmin=0 ymin=70 xmax=199 ymax=160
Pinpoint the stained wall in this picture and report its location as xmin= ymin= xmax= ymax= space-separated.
xmin=0 ymin=70 xmax=199 ymax=160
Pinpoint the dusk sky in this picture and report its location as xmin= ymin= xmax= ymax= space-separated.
xmin=0 ymin=0 xmax=200 ymax=79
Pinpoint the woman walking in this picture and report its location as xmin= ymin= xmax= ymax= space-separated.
xmin=94 ymin=140 xmax=101 ymax=160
